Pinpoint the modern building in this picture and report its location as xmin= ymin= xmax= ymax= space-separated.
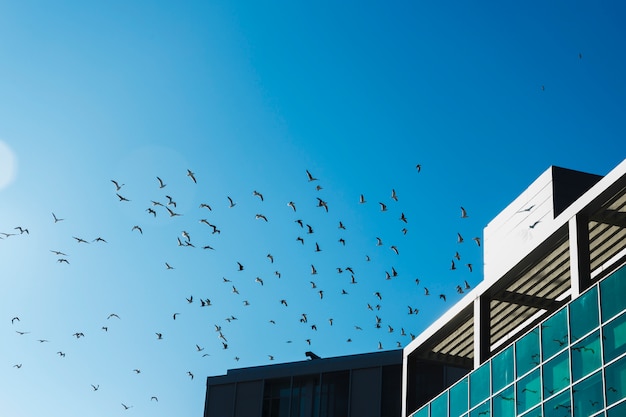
xmin=403 ymin=159 xmax=626 ymax=417
xmin=204 ymin=159 xmax=626 ymax=417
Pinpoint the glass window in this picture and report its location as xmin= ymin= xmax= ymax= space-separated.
xmin=450 ymin=377 xmax=469 ymax=417
xmin=601 ymin=265 xmax=626 ymax=322
xmin=521 ymin=405 xmax=542 ymax=417
xmin=291 ymin=374 xmax=320 ymax=417
xmin=608 ymin=399 xmax=626 ymax=417
xmin=569 ymin=286 xmax=599 ymax=342
xmin=492 ymin=346 xmax=514 ymax=394
xmin=431 ymin=391 xmax=448 ymax=417
xmin=571 ymin=330 xmax=601 ymax=382
xmin=542 ymin=308 xmax=569 ymax=360
xmin=604 ymin=311 xmax=626 ymax=363
xmin=543 ymin=389 xmax=571 ymax=417
xmin=469 ymin=400 xmax=489 ymax=417
xmin=605 ymin=355 xmax=626 ymax=406
xmin=543 ymin=349 xmax=570 ymax=399
xmin=492 ymin=385 xmax=515 ymax=417
xmin=263 ymin=378 xmax=291 ymax=417
xmin=517 ymin=328 xmax=540 ymax=377
xmin=320 ymin=371 xmax=349 ymax=417
xmin=517 ymin=368 xmax=541 ymax=415
xmin=572 ymin=370 xmax=603 ymax=417
xmin=470 ymin=362 xmax=490 ymax=407
xmin=411 ymin=405 xmax=429 ymax=417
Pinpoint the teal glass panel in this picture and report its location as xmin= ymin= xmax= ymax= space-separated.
xmin=522 ymin=405 xmax=542 ymax=417
xmin=469 ymin=400 xmax=489 ymax=417
xmin=605 ymin=355 xmax=626 ymax=406
xmin=431 ymin=391 xmax=448 ymax=417
xmin=492 ymin=385 xmax=515 ymax=417
xmin=516 ymin=328 xmax=540 ymax=377
xmin=604 ymin=311 xmax=626 ymax=363
xmin=543 ymin=350 xmax=570 ymax=398
xmin=517 ymin=368 xmax=541 ymax=415
xmin=411 ymin=405 xmax=429 ymax=417
xmin=571 ymin=330 xmax=601 ymax=382
xmin=492 ymin=346 xmax=514 ymax=394
xmin=607 ymin=399 xmax=626 ymax=417
xmin=569 ymin=286 xmax=599 ymax=342
xmin=572 ymin=370 xmax=603 ymax=417
xmin=543 ymin=389 xmax=571 ymax=417
xmin=601 ymin=265 xmax=626 ymax=322
xmin=541 ymin=308 xmax=569 ymax=360
xmin=470 ymin=362 xmax=490 ymax=407
xmin=450 ymin=377 xmax=469 ymax=417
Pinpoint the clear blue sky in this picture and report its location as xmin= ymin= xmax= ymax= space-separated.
xmin=1 ymin=2 xmax=625 ymax=416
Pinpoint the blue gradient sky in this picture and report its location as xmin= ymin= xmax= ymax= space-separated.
xmin=1 ymin=2 xmax=625 ymax=416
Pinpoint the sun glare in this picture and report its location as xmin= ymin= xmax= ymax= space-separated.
xmin=0 ymin=140 xmax=17 ymax=190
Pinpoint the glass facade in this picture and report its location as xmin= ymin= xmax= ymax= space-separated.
xmin=409 ymin=264 xmax=626 ymax=417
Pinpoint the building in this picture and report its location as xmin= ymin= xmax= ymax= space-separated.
xmin=404 ymin=159 xmax=626 ymax=416
xmin=205 ymin=159 xmax=626 ymax=417
xmin=204 ymin=350 xmax=405 ymax=417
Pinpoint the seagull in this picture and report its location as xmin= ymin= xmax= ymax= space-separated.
xmin=379 ymin=202 xmax=388 ymax=212
xmin=165 ymin=196 xmax=176 ymax=207
xmin=156 ymin=176 xmax=166 ymax=188
xmin=399 ymin=213 xmax=407 ymax=223
xmin=173 ymin=313 xmax=180 ymax=320
xmin=529 ymin=221 xmax=541 ymax=229
xmin=195 ymin=344 xmax=204 ymax=351
xmin=187 ymin=371 xmax=194 ymax=379
xmin=255 ymin=277 xmax=264 ymax=286
xmin=464 ymin=280 xmax=471 ymax=290
xmin=199 ymin=203 xmax=212 ymax=210
xmin=359 ymin=194 xmax=366 ymax=204
xmin=460 ymin=207 xmax=468 ymax=218
xmin=131 ymin=225 xmax=143 ymax=234
xmin=116 ymin=193 xmax=130 ymax=202
xmin=73 ymin=236 xmax=89 ymax=244
xmin=11 ymin=317 xmax=19 ymax=324
xmin=306 ymin=170 xmax=317 ymax=182
xmin=439 ymin=294 xmax=447 ymax=302
xmin=517 ymin=205 xmax=535 ymax=213
xmin=424 ymin=287 xmax=430 ymax=296
xmin=376 ymin=237 xmax=383 ymax=246
xmin=111 ymin=179 xmax=124 ymax=190
xmin=315 ymin=242 xmax=321 ymax=252
xmin=107 ymin=313 xmax=120 ymax=319
xmin=456 ymin=285 xmax=464 ymax=294
xmin=473 ymin=237 xmax=481 ymax=246
xmin=390 ymin=245 xmax=399 ymax=255
xmin=227 ymin=196 xmax=236 ymax=208
xmin=457 ymin=233 xmax=464 ymax=243
xmin=267 ymin=254 xmax=274 ymax=263
xmin=187 ymin=169 xmax=197 ymax=183
xmin=338 ymin=221 xmax=346 ymax=230
xmin=306 ymin=224 xmax=314 ymax=234
xmin=166 ymin=207 xmax=181 ymax=217
xmin=416 ymin=164 xmax=421 ymax=172
xmin=52 ymin=212 xmax=64 ymax=223
xmin=50 ymin=250 xmax=68 ymax=256
xmin=311 ymin=264 xmax=317 ymax=275
xmin=14 ymin=226 xmax=29 ymax=234
xmin=255 ymin=214 xmax=268 ymax=222
xmin=91 ymin=384 xmax=99 ymax=391
xmin=93 ymin=237 xmax=107 ymax=243
xmin=253 ymin=190 xmax=264 ymax=201
xmin=186 ymin=295 xmax=193 ymax=303
xmin=13 ymin=364 xmax=22 ymax=368
xmin=237 ymin=262 xmax=244 ymax=271
xmin=450 ymin=260 xmax=456 ymax=270
xmin=391 ymin=189 xmax=398 ymax=201
xmin=316 ymin=198 xmax=328 ymax=212
xmin=121 ymin=403 xmax=133 ymax=410
xmin=155 ymin=332 xmax=163 ymax=339
xmin=151 ymin=396 xmax=158 ymax=402
xmin=57 ymin=258 xmax=70 ymax=264
xmin=466 ymin=263 xmax=473 ymax=272
xmin=288 ymin=201 xmax=296 ymax=211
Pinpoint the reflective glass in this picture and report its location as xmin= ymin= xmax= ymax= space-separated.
xmin=431 ymin=391 xmax=448 ymax=417
xmin=542 ymin=308 xmax=569 ymax=360
xmin=516 ymin=328 xmax=540 ymax=377
xmin=450 ymin=377 xmax=469 ymax=417
xmin=572 ymin=370 xmax=603 ymax=416
xmin=469 ymin=400 xmax=489 ymax=417
xmin=470 ymin=362 xmax=490 ymax=407
xmin=604 ymin=311 xmax=626 ymax=363
xmin=492 ymin=346 xmax=514 ymax=394
xmin=517 ymin=368 xmax=541 ymax=415
xmin=521 ymin=405 xmax=542 ymax=417
xmin=605 ymin=355 xmax=626 ymax=406
xmin=492 ymin=385 xmax=515 ymax=417
xmin=607 ymin=399 xmax=626 ymax=417
xmin=411 ymin=405 xmax=429 ymax=417
xmin=543 ymin=389 xmax=571 ymax=417
xmin=569 ymin=286 xmax=599 ymax=342
xmin=543 ymin=350 xmax=570 ymax=398
xmin=601 ymin=265 xmax=626 ymax=322
xmin=571 ymin=330 xmax=601 ymax=382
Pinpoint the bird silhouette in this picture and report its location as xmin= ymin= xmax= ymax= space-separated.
xmin=186 ymin=169 xmax=197 ymax=183
xmin=156 ymin=176 xmax=166 ymax=188
xmin=52 ymin=212 xmax=64 ymax=223
xmin=253 ymin=190 xmax=264 ymax=201
xmin=306 ymin=170 xmax=317 ymax=182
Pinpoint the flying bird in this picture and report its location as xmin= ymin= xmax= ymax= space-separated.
xmin=473 ymin=237 xmax=481 ymax=246
xmin=156 ymin=176 xmax=166 ymax=188
xmin=255 ymin=214 xmax=268 ymax=222
xmin=391 ymin=189 xmax=398 ymax=201
xmin=73 ymin=237 xmax=89 ymax=244
xmin=379 ymin=202 xmax=387 ymax=212
xmin=52 ymin=212 xmax=64 ymax=223
xmin=111 ymin=179 xmax=124 ymax=190
xmin=187 ymin=169 xmax=197 ymax=183
xmin=253 ymin=190 xmax=264 ymax=201
xmin=359 ymin=194 xmax=366 ymax=204
xmin=457 ymin=233 xmax=464 ymax=243
xmin=311 ymin=264 xmax=317 ymax=275
xmin=288 ymin=201 xmax=296 ymax=211
xmin=227 ymin=196 xmax=236 ymax=208
xmin=306 ymin=170 xmax=317 ymax=182
xmin=116 ymin=193 xmax=130 ymax=202
xmin=166 ymin=207 xmax=181 ymax=217
xmin=132 ymin=225 xmax=143 ymax=234
xmin=460 ymin=207 xmax=468 ymax=218
xmin=199 ymin=203 xmax=212 ymax=210
xmin=416 ymin=164 xmax=421 ymax=172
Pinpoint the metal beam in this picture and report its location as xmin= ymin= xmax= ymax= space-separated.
xmin=491 ymin=290 xmax=560 ymax=310
xmin=590 ymin=209 xmax=626 ymax=229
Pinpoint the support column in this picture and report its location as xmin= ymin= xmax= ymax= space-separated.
xmin=473 ymin=294 xmax=491 ymax=369
xmin=569 ymin=214 xmax=591 ymax=299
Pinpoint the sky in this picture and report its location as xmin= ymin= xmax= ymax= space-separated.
xmin=1 ymin=1 xmax=625 ymax=416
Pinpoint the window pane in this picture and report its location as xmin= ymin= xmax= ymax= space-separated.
xmin=542 ymin=308 xmax=569 ymax=360
xmin=521 ymin=405 xmax=542 ymax=417
xmin=431 ymin=391 xmax=448 ymax=417
xmin=492 ymin=385 xmax=515 ymax=417
xmin=492 ymin=346 xmax=514 ymax=394
xmin=411 ymin=405 xmax=429 ymax=417
xmin=604 ymin=311 xmax=626 ymax=363
xmin=543 ymin=350 xmax=570 ymax=399
xmin=543 ymin=389 xmax=571 ymax=417
xmin=605 ymin=355 xmax=626 ymax=406
xmin=517 ymin=368 xmax=541 ymax=415
xmin=450 ymin=377 xmax=469 ymax=417
xmin=601 ymin=265 xmax=626 ymax=322
xmin=571 ymin=330 xmax=601 ymax=382
xmin=469 ymin=400 xmax=489 ymax=417
xmin=516 ymin=328 xmax=540 ymax=377
xmin=569 ymin=286 xmax=599 ymax=342
xmin=470 ymin=362 xmax=490 ymax=407
xmin=607 ymin=399 xmax=626 ymax=417
xmin=572 ymin=370 xmax=603 ymax=417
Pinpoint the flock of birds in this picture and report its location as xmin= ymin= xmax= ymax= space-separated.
xmin=4 ymin=164 xmax=482 ymax=413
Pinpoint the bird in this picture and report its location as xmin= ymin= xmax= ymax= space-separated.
xmin=11 ymin=317 xmax=19 ymax=324
xmin=155 ymin=332 xmax=163 ymax=339
xmin=132 ymin=225 xmax=143 ymax=234
xmin=379 ymin=202 xmax=387 ymax=212
xmin=450 ymin=260 xmax=456 ymax=270
xmin=391 ymin=189 xmax=398 ymax=201
xmin=227 ymin=196 xmax=236 ymax=208
xmin=460 ymin=207 xmax=468 ymax=218
xmin=232 ymin=286 xmax=239 ymax=294
xmin=156 ymin=176 xmax=166 ymax=188
xmin=310 ymin=281 xmax=317 ymax=289
xmin=280 ymin=299 xmax=288 ymax=306
xmin=439 ymin=294 xmax=447 ymax=301
xmin=454 ymin=251 xmax=461 ymax=260
xmin=416 ymin=164 xmax=421 ymax=172
xmin=315 ymin=242 xmax=321 ymax=252
xmin=91 ymin=384 xmax=99 ymax=391
xmin=317 ymin=198 xmax=328 ymax=212
xmin=306 ymin=170 xmax=317 ymax=182
xmin=288 ymin=201 xmax=296 ymax=211
xmin=473 ymin=237 xmax=481 ymax=246
xmin=166 ymin=207 xmax=181 ymax=217
xmin=457 ymin=233 xmax=464 ymax=243
xmin=311 ymin=264 xmax=317 ymax=275
xmin=306 ymin=224 xmax=314 ymax=234
xmin=14 ymin=226 xmax=29 ymax=234
xmin=186 ymin=295 xmax=193 ymax=303
xmin=13 ymin=364 xmax=22 ymax=368
xmin=50 ymin=250 xmax=67 ymax=256
xmin=359 ymin=194 xmax=366 ymax=204
xmin=173 ymin=313 xmax=180 ymax=320
xmin=195 ymin=344 xmax=204 ymax=351
xmin=107 ymin=313 xmax=120 ymax=319
xmin=255 ymin=214 xmax=268 ymax=222
xmin=110 ymin=179 xmax=124 ymax=190
xmin=267 ymin=254 xmax=274 ymax=263
xmin=52 ymin=212 xmax=64 ymax=223
xmin=390 ymin=245 xmax=399 ymax=255
xmin=73 ymin=236 xmax=88 ymax=244
xmin=464 ymin=280 xmax=471 ymax=290
xmin=116 ymin=193 xmax=130 ymax=202
xmin=253 ymin=190 xmax=264 ymax=201
xmin=93 ymin=237 xmax=107 ymax=243
xmin=255 ymin=277 xmax=264 ymax=286
xmin=529 ymin=221 xmax=541 ymax=229
xmin=376 ymin=237 xmax=383 ymax=246
xmin=165 ymin=195 xmax=176 ymax=207
xmin=338 ymin=221 xmax=346 ymax=230
xmin=374 ymin=292 xmax=382 ymax=300
xmin=199 ymin=203 xmax=212 ymax=211
xmin=237 ymin=262 xmax=244 ymax=271
xmin=400 ymin=213 xmax=407 ymax=223
xmin=456 ymin=285 xmax=464 ymax=294
xmin=466 ymin=263 xmax=473 ymax=272
xmin=424 ymin=287 xmax=430 ymax=296
xmin=57 ymin=258 xmax=70 ymax=264
xmin=151 ymin=396 xmax=158 ymax=402
xmin=186 ymin=169 xmax=197 ymax=183
xmin=295 ymin=219 xmax=304 ymax=228
xmin=121 ymin=403 xmax=133 ymax=410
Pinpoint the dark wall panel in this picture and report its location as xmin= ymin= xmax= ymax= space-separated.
xmin=235 ymin=380 xmax=264 ymax=417
xmin=350 ymin=367 xmax=381 ymax=417
xmin=206 ymin=383 xmax=236 ymax=417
